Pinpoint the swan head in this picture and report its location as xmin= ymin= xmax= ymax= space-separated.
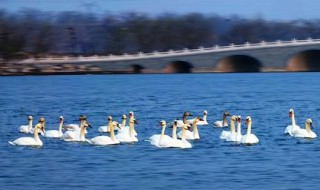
xmin=173 ymin=119 xmax=178 ymax=126
xmin=159 ymin=120 xmax=166 ymax=127
xmin=289 ymin=109 xmax=294 ymax=118
xmin=183 ymin=111 xmax=192 ymax=117
xmin=193 ymin=116 xmax=203 ymax=123
xmin=108 ymin=116 xmax=113 ymax=121
xmin=223 ymin=111 xmax=230 ymax=117
xmin=112 ymin=121 xmax=121 ymax=129
xmin=306 ymin=119 xmax=313 ymax=129
xmin=245 ymin=116 xmax=251 ymax=124
xmin=122 ymin=114 xmax=127 ymax=120
xmin=28 ymin=115 xmax=33 ymax=121
xmin=84 ymin=121 xmax=92 ymax=128
xmin=203 ymin=110 xmax=208 ymax=115
xmin=79 ymin=115 xmax=87 ymax=121
xmin=39 ymin=117 xmax=45 ymax=131
xmin=129 ymin=111 xmax=134 ymax=117
xmin=231 ymin=115 xmax=237 ymax=121
xmin=237 ymin=115 xmax=242 ymax=123
xmin=59 ymin=116 xmax=64 ymax=122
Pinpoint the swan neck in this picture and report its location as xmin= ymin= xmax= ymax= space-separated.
xmin=247 ymin=122 xmax=252 ymax=136
xmin=222 ymin=115 xmax=227 ymax=126
xmin=58 ymin=121 xmax=63 ymax=133
xmin=110 ymin=125 xmax=116 ymax=141
xmin=203 ymin=114 xmax=207 ymax=122
xmin=306 ymin=123 xmax=311 ymax=132
xmin=79 ymin=123 xmax=86 ymax=140
xmin=172 ymin=125 xmax=177 ymax=139
xmin=193 ymin=122 xmax=199 ymax=138
xmin=183 ymin=115 xmax=187 ymax=124
xmin=291 ymin=114 xmax=296 ymax=126
xmin=181 ymin=127 xmax=186 ymax=141
xmin=230 ymin=120 xmax=235 ymax=133
xmin=33 ymin=124 xmax=41 ymax=142
xmin=129 ymin=118 xmax=134 ymax=137
xmin=122 ymin=119 xmax=126 ymax=128
xmin=237 ymin=123 xmax=241 ymax=135
xmin=28 ymin=120 xmax=33 ymax=131
xmin=159 ymin=125 xmax=166 ymax=144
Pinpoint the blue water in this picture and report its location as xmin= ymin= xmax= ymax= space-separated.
xmin=1 ymin=73 xmax=320 ymax=190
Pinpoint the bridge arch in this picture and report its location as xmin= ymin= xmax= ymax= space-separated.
xmin=287 ymin=50 xmax=320 ymax=71
xmin=164 ymin=61 xmax=193 ymax=73
xmin=129 ymin=64 xmax=145 ymax=73
xmin=215 ymin=55 xmax=262 ymax=72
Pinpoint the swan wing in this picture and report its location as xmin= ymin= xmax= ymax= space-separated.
xmin=220 ymin=130 xmax=230 ymax=139
xmin=19 ymin=125 xmax=29 ymax=133
xmin=9 ymin=137 xmax=40 ymax=146
xmin=44 ymin=130 xmax=62 ymax=138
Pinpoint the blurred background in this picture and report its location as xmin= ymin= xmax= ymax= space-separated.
xmin=1 ymin=0 xmax=320 ymax=74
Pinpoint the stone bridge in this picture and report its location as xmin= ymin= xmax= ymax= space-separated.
xmin=17 ymin=38 xmax=320 ymax=73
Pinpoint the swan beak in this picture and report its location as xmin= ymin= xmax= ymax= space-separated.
xmin=199 ymin=118 xmax=204 ymax=121
xmin=134 ymin=120 xmax=138 ymax=125
xmin=310 ymin=123 xmax=313 ymax=130
xmin=87 ymin=123 xmax=92 ymax=128
xmin=289 ymin=112 xmax=292 ymax=117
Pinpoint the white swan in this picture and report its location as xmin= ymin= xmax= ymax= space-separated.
xmin=177 ymin=117 xmax=203 ymax=140
xmin=98 ymin=115 xmax=121 ymax=133
xmin=9 ymin=118 xmax=45 ymax=146
xmin=241 ymin=116 xmax=259 ymax=145
xmin=292 ymin=119 xmax=317 ymax=138
xmin=187 ymin=110 xmax=208 ymax=125
xmin=44 ymin=116 xmax=64 ymax=138
xmin=170 ymin=120 xmax=192 ymax=148
xmin=214 ymin=111 xmax=230 ymax=127
xmin=87 ymin=116 xmax=121 ymax=145
xmin=220 ymin=115 xmax=237 ymax=140
xmin=19 ymin=115 xmax=33 ymax=133
xmin=285 ymin=109 xmax=301 ymax=136
xmin=64 ymin=115 xmax=88 ymax=134
xmin=227 ymin=115 xmax=242 ymax=142
xmin=63 ymin=117 xmax=91 ymax=142
xmin=176 ymin=111 xmax=192 ymax=127
xmin=149 ymin=120 xmax=174 ymax=148
xmin=115 ymin=114 xmax=138 ymax=143
xmin=116 ymin=113 xmax=138 ymax=136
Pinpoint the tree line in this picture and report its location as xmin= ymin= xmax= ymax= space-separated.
xmin=1 ymin=9 xmax=320 ymax=61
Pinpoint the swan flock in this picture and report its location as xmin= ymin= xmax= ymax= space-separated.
xmin=9 ymin=108 xmax=317 ymax=148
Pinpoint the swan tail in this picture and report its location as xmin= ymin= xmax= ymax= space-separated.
xmin=8 ymin=141 xmax=15 ymax=145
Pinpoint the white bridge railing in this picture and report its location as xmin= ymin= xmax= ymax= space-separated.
xmin=20 ymin=37 xmax=320 ymax=63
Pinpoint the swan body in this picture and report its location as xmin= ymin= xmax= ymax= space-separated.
xmin=220 ymin=115 xmax=237 ymax=140
xmin=177 ymin=117 xmax=203 ymax=140
xmin=98 ymin=115 xmax=120 ymax=133
xmin=292 ymin=119 xmax=317 ymax=138
xmin=170 ymin=120 xmax=192 ymax=148
xmin=63 ymin=117 xmax=91 ymax=142
xmin=175 ymin=111 xmax=192 ymax=127
xmin=87 ymin=118 xmax=120 ymax=145
xmin=285 ymin=109 xmax=301 ymax=136
xmin=187 ymin=110 xmax=208 ymax=125
xmin=44 ymin=116 xmax=64 ymax=138
xmin=116 ymin=114 xmax=139 ymax=142
xmin=149 ymin=121 xmax=174 ymax=147
xmin=227 ymin=116 xmax=242 ymax=142
xmin=241 ymin=116 xmax=259 ymax=145
xmin=19 ymin=115 xmax=33 ymax=133
xmin=214 ymin=111 xmax=230 ymax=128
xmin=9 ymin=118 xmax=45 ymax=146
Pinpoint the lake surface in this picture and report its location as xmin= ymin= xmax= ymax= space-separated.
xmin=1 ymin=73 xmax=320 ymax=190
